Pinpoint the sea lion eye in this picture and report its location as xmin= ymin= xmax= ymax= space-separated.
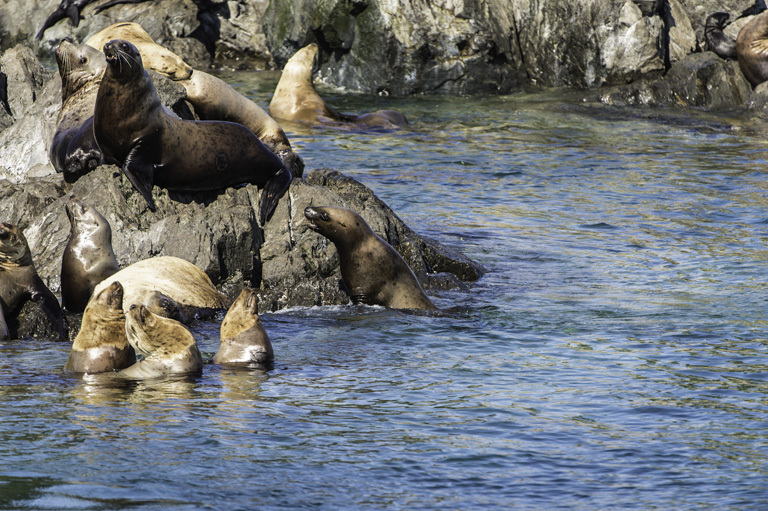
xmin=321 ymin=212 xmax=330 ymax=221
xmin=80 ymin=56 xmax=87 ymax=64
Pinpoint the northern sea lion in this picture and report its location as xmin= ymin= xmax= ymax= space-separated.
xmin=270 ymin=43 xmax=408 ymax=129
xmin=61 ymin=197 xmax=119 ymax=313
xmin=121 ymin=304 xmax=203 ymax=379
xmin=214 ymin=287 xmax=273 ymax=367
xmin=64 ymin=281 xmax=135 ymax=373
xmin=93 ymin=39 xmax=291 ymax=224
xmin=706 ymin=12 xmax=738 ymax=59
xmin=50 ymin=39 xmax=106 ymax=179
xmin=90 ymin=255 xmax=229 ymax=322
xmin=0 ymin=223 xmax=66 ymax=341
xmin=737 ymin=10 xmax=768 ymax=86
xmin=304 ymin=206 xmax=437 ymax=311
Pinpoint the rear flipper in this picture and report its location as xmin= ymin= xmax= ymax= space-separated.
xmin=258 ymin=166 xmax=292 ymax=225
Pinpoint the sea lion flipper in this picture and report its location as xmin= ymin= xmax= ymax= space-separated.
xmin=123 ymin=143 xmax=157 ymax=211
xmin=258 ymin=166 xmax=292 ymax=224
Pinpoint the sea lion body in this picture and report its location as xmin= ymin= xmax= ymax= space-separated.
xmin=0 ymin=223 xmax=66 ymax=341
xmin=93 ymin=39 xmax=290 ymax=223
xmin=737 ymin=11 xmax=768 ymax=86
xmin=64 ymin=281 xmax=135 ymax=373
xmin=50 ymin=40 xmax=106 ymax=178
xmin=121 ymin=305 xmax=202 ymax=379
xmin=705 ymin=12 xmax=738 ymax=60
xmin=61 ymin=197 xmax=120 ymax=313
xmin=304 ymin=206 xmax=436 ymax=311
xmin=270 ymin=43 xmax=408 ymax=129
xmin=214 ymin=287 xmax=273 ymax=366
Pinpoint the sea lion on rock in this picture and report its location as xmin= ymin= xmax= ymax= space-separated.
xmin=50 ymin=39 xmax=106 ymax=179
xmin=214 ymin=287 xmax=273 ymax=367
xmin=304 ymin=206 xmax=436 ymax=311
xmin=61 ymin=197 xmax=119 ymax=313
xmin=91 ymin=256 xmax=229 ymax=322
xmin=0 ymin=223 xmax=66 ymax=341
xmin=706 ymin=12 xmax=738 ymax=59
xmin=121 ymin=305 xmax=203 ymax=379
xmin=93 ymin=39 xmax=291 ymax=223
xmin=270 ymin=43 xmax=408 ymax=129
xmin=737 ymin=10 xmax=768 ymax=86
xmin=64 ymin=281 xmax=135 ymax=373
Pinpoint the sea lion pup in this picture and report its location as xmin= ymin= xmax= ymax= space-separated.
xmin=737 ymin=10 xmax=768 ymax=86
xmin=705 ymin=12 xmax=738 ymax=59
xmin=64 ymin=281 xmax=135 ymax=373
xmin=93 ymin=39 xmax=291 ymax=224
xmin=85 ymin=23 xmax=304 ymax=177
xmin=214 ymin=287 xmax=273 ymax=367
xmin=270 ymin=43 xmax=408 ymax=129
xmin=91 ymin=256 xmax=229 ymax=323
xmin=121 ymin=305 xmax=202 ymax=379
xmin=61 ymin=197 xmax=119 ymax=313
xmin=50 ymin=39 xmax=106 ymax=179
xmin=304 ymin=206 xmax=437 ymax=311
xmin=0 ymin=223 xmax=66 ymax=341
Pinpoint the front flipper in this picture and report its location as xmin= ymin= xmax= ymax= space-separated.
xmin=258 ymin=166 xmax=292 ymax=225
xmin=64 ymin=117 xmax=103 ymax=181
xmin=122 ymin=141 xmax=157 ymax=211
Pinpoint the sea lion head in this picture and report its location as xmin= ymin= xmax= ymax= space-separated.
xmin=221 ymin=287 xmax=261 ymax=339
xmin=92 ymin=279 xmax=125 ymax=312
xmin=143 ymin=290 xmax=182 ymax=321
xmin=65 ymin=196 xmax=112 ymax=243
xmin=103 ymin=39 xmax=144 ymax=82
xmin=0 ymin=223 xmax=33 ymax=267
xmin=55 ymin=39 xmax=106 ymax=101
xmin=304 ymin=206 xmax=370 ymax=246
xmin=282 ymin=43 xmax=319 ymax=84
xmin=125 ymin=304 xmax=196 ymax=358
xmin=705 ymin=12 xmax=730 ymax=32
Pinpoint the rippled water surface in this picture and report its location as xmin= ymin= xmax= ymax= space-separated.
xmin=2 ymin=72 xmax=768 ymax=509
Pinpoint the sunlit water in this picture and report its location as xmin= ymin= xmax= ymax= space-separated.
xmin=2 ymin=71 xmax=768 ymax=509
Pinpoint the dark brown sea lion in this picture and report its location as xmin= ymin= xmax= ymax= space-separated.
xmin=270 ymin=43 xmax=408 ymax=129
xmin=705 ymin=12 xmax=738 ymax=59
xmin=737 ymin=10 xmax=768 ymax=86
xmin=0 ymin=223 xmax=66 ymax=341
xmin=64 ymin=281 xmax=135 ymax=373
xmin=50 ymin=39 xmax=106 ymax=180
xmin=93 ymin=39 xmax=291 ymax=223
xmin=304 ymin=206 xmax=437 ymax=311
xmin=214 ymin=287 xmax=273 ymax=367
xmin=61 ymin=197 xmax=119 ymax=313
xmin=121 ymin=305 xmax=202 ymax=379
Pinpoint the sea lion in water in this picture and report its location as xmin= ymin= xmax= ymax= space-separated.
xmin=61 ymin=197 xmax=119 ymax=313
xmin=64 ymin=281 xmax=135 ymax=373
xmin=705 ymin=12 xmax=738 ymax=59
xmin=304 ymin=206 xmax=436 ymax=311
xmin=50 ymin=39 xmax=106 ymax=179
xmin=214 ymin=287 xmax=273 ymax=367
xmin=0 ymin=223 xmax=66 ymax=340
xmin=91 ymin=256 xmax=229 ymax=322
xmin=737 ymin=10 xmax=768 ymax=86
xmin=270 ymin=43 xmax=408 ymax=129
xmin=93 ymin=39 xmax=291 ymax=223
xmin=121 ymin=304 xmax=203 ymax=379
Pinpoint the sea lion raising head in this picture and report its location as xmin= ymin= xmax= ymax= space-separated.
xmin=214 ymin=287 xmax=273 ymax=367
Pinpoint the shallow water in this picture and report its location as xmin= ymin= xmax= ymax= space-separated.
xmin=2 ymin=72 xmax=768 ymax=509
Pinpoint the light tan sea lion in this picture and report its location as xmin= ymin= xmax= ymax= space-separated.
xmin=270 ymin=43 xmax=408 ymax=129
xmin=737 ymin=11 xmax=768 ymax=86
xmin=121 ymin=304 xmax=202 ymax=379
xmin=304 ymin=206 xmax=436 ymax=311
xmin=214 ymin=287 xmax=273 ymax=367
xmin=64 ymin=281 xmax=135 ymax=373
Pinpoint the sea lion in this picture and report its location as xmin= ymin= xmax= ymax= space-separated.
xmin=0 ymin=223 xmax=66 ymax=341
xmin=36 ymin=0 xmax=97 ymax=40
xmin=86 ymin=23 xmax=304 ymax=177
xmin=93 ymin=39 xmax=291 ymax=224
xmin=50 ymin=39 xmax=106 ymax=179
xmin=304 ymin=206 xmax=437 ymax=311
xmin=706 ymin=12 xmax=738 ymax=59
xmin=90 ymin=255 xmax=229 ymax=322
xmin=61 ymin=197 xmax=119 ymax=313
xmin=121 ymin=304 xmax=202 ymax=379
xmin=269 ymin=43 xmax=408 ymax=129
xmin=214 ymin=287 xmax=273 ymax=367
xmin=737 ymin=10 xmax=768 ymax=86
xmin=64 ymin=281 xmax=135 ymax=373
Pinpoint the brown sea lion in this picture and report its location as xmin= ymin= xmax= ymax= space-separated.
xmin=737 ymin=10 xmax=768 ymax=86
xmin=61 ymin=197 xmax=119 ymax=313
xmin=64 ymin=281 xmax=135 ymax=373
xmin=304 ymin=206 xmax=437 ymax=311
xmin=93 ymin=39 xmax=291 ymax=223
xmin=270 ymin=43 xmax=408 ymax=129
xmin=706 ymin=13 xmax=738 ymax=60
xmin=121 ymin=305 xmax=203 ymax=379
xmin=0 ymin=223 xmax=66 ymax=341
xmin=214 ymin=287 xmax=273 ymax=367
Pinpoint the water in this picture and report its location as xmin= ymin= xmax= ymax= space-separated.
xmin=2 ymin=72 xmax=768 ymax=509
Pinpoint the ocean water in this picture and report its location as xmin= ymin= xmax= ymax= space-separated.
xmin=1 ymin=72 xmax=768 ymax=510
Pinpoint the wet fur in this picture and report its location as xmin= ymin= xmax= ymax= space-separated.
xmin=214 ymin=287 xmax=273 ymax=366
